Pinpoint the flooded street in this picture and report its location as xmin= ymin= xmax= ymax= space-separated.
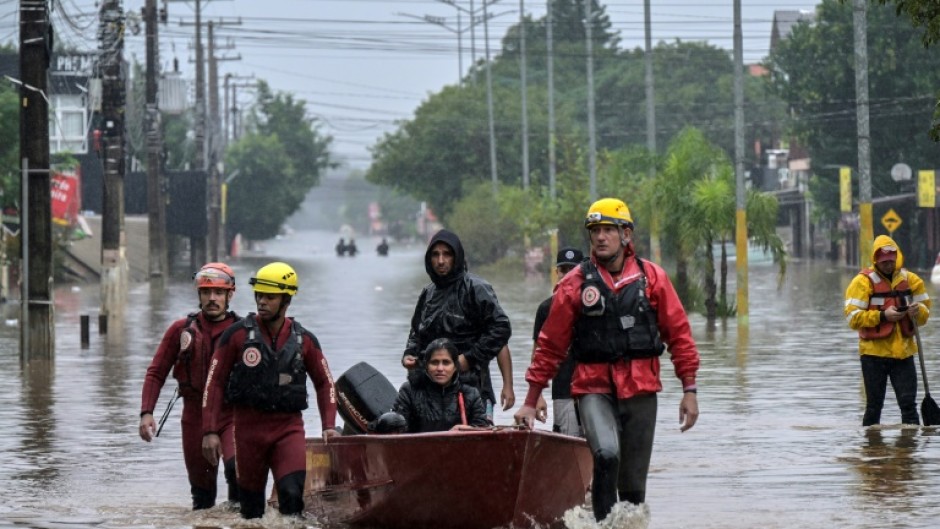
xmin=2 ymin=228 xmax=940 ymax=529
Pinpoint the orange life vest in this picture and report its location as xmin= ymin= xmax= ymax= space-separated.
xmin=858 ymin=268 xmax=914 ymax=340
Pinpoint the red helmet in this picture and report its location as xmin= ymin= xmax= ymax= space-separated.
xmin=193 ymin=262 xmax=236 ymax=290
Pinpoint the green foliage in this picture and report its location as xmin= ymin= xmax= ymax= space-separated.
xmin=377 ymin=186 xmax=420 ymax=241
xmin=368 ymin=1 xmax=782 ymax=221
xmin=446 ymin=183 xmax=529 ymax=266
xmin=875 ymin=0 xmax=940 ymax=47
xmin=224 ymin=134 xmax=296 ymax=241
xmin=252 ymin=81 xmax=333 ymax=190
xmin=875 ymin=0 xmax=940 ymax=140
xmin=0 ymin=82 xmax=18 ymax=210
xmin=225 ymin=81 xmax=333 ymax=240
xmin=768 ymin=0 xmax=940 ymax=223
xmin=162 ymin=112 xmax=195 ymax=171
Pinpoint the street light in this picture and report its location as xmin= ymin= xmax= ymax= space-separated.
xmin=396 ymin=6 xmax=512 ymax=85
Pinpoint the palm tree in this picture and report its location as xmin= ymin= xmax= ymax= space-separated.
xmin=654 ymin=127 xmax=787 ymax=323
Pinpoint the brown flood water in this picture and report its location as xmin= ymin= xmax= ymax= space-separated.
xmin=1 ymin=229 xmax=939 ymax=529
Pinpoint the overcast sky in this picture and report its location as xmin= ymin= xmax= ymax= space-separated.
xmin=2 ymin=0 xmax=821 ymax=170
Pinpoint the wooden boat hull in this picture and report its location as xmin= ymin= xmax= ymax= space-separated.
xmin=288 ymin=428 xmax=592 ymax=529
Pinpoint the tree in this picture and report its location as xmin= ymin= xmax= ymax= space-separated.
xmin=224 ymin=134 xmax=296 ymax=241
xmin=224 ymin=81 xmax=333 ymax=240
xmin=251 ymin=81 xmax=332 ymax=190
xmin=448 ymin=182 xmax=528 ymax=266
xmin=641 ymin=127 xmax=785 ymax=317
xmin=0 ymin=81 xmax=18 ymax=211
xmin=875 ymin=0 xmax=940 ymax=139
xmin=767 ymin=0 xmax=940 ymax=224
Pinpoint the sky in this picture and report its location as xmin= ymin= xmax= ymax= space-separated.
xmin=1 ymin=0 xmax=822 ymax=171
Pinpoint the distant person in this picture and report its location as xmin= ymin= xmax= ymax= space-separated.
xmin=532 ymin=246 xmax=585 ymax=436
xmin=392 ymin=338 xmax=489 ymax=432
xmin=202 ymin=262 xmax=339 ymax=519
xmin=347 ymin=238 xmax=359 ymax=257
xmin=139 ymin=262 xmax=241 ymax=510
xmin=514 ymin=198 xmax=700 ymax=523
xmin=402 ymin=229 xmax=513 ymax=421
xmin=844 ymin=235 xmax=930 ymax=426
xmin=377 ymin=237 xmax=390 ymax=257
xmin=336 ymin=238 xmax=347 ymax=257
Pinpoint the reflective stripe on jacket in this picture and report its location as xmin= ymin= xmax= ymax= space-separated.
xmin=844 ymin=235 xmax=931 ymax=359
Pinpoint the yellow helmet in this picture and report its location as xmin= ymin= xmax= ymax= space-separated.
xmin=249 ymin=262 xmax=298 ymax=296
xmin=585 ymin=198 xmax=633 ymax=229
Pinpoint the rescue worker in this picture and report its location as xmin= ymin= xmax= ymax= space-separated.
xmin=392 ymin=338 xmax=490 ymax=432
xmin=531 ymin=246 xmax=585 ymax=436
xmin=402 ymin=229 xmax=513 ymax=420
xmin=201 ymin=261 xmax=339 ymax=519
xmin=139 ymin=262 xmax=241 ymax=510
xmin=514 ymin=198 xmax=700 ymax=522
xmin=844 ymin=235 xmax=930 ymax=426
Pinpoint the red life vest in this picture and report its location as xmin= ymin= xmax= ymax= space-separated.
xmin=858 ymin=268 xmax=914 ymax=340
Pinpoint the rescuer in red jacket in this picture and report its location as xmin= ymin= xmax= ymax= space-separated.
xmin=202 ymin=261 xmax=339 ymax=519
xmin=514 ymin=198 xmax=700 ymax=522
xmin=139 ymin=262 xmax=241 ymax=510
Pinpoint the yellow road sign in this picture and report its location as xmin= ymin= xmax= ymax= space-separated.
xmin=881 ymin=208 xmax=902 ymax=234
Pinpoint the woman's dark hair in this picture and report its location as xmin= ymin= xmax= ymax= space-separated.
xmin=422 ymin=338 xmax=460 ymax=366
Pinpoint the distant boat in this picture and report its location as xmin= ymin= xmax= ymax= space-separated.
xmin=271 ymin=428 xmax=593 ymax=529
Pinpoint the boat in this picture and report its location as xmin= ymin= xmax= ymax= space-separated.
xmin=282 ymin=427 xmax=593 ymax=529
xmin=269 ymin=361 xmax=593 ymax=528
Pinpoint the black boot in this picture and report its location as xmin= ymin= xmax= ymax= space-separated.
xmin=224 ymin=458 xmax=239 ymax=504
xmin=591 ymin=449 xmax=619 ymax=522
xmin=276 ymin=471 xmax=306 ymax=516
xmin=620 ymin=490 xmax=645 ymax=505
xmin=240 ymin=488 xmax=266 ymax=519
xmin=191 ymin=486 xmax=216 ymax=511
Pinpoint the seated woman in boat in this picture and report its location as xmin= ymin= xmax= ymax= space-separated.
xmin=392 ymin=337 xmax=490 ymax=432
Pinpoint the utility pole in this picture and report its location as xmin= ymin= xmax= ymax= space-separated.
xmin=18 ymin=0 xmax=54 ymax=360
xmin=229 ymin=81 xmax=257 ymax=142
xmin=224 ymin=73 xmax=253 ymax=148
xmin=644 ymin=0 xmax=660 ymax=263
xmin=470 ymin=0 xmax=477 ymax=84
xmin=483 ymin=0 xmax=498 ymax=194
xmin=546 ymin=0 xmax=556 ymax=199
xmin=733 ymin=0 xmax=748 ymax=325
xmin=223 ymin=72 xmax=230 ymax=151
xmin=207 ymin=20 xmax=219 ymax=262
xmin=519 ymin=0 xmax=529 ymax=190
xmin=583 ymin=0 xmax=597 ymax=200
xmin=854 ymin=0 xmax=873 ymax=266
xmin=145 ymin=0 xmax=167 ymax=290
xmin=207 ymin=20 xmax=241 ymax=261
xmin=188 ymin=0 xmax=207 ymax=270
xmin=99 ymin=0 xmax=128 ymax=338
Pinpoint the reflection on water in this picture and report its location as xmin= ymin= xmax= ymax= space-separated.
xmin=1 ymin=230 xmax=940 ymax=529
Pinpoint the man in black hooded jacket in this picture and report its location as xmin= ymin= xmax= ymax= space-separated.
xmin=402 ymin=229 xmax=512 ymax=414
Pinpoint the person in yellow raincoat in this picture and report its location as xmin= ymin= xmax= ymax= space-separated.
xmin=844 ymin=235 xmax=931 ymax=426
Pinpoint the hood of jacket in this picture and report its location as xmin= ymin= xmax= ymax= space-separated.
xmin=425 ymin=229 xmax=467 ymax=287
xmin=871 ymin=234 xmax=905 ymax=269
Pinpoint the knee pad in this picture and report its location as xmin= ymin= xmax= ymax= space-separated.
xmin=276 ymin=471 xmax=306 ymax=516
xmin=240 ymin=489 xmax=266 ymax=519
xmin=223 ymin=458 xmax=239 ymax=503
xmin=191 ymin=486 xmax=215 ymax=510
